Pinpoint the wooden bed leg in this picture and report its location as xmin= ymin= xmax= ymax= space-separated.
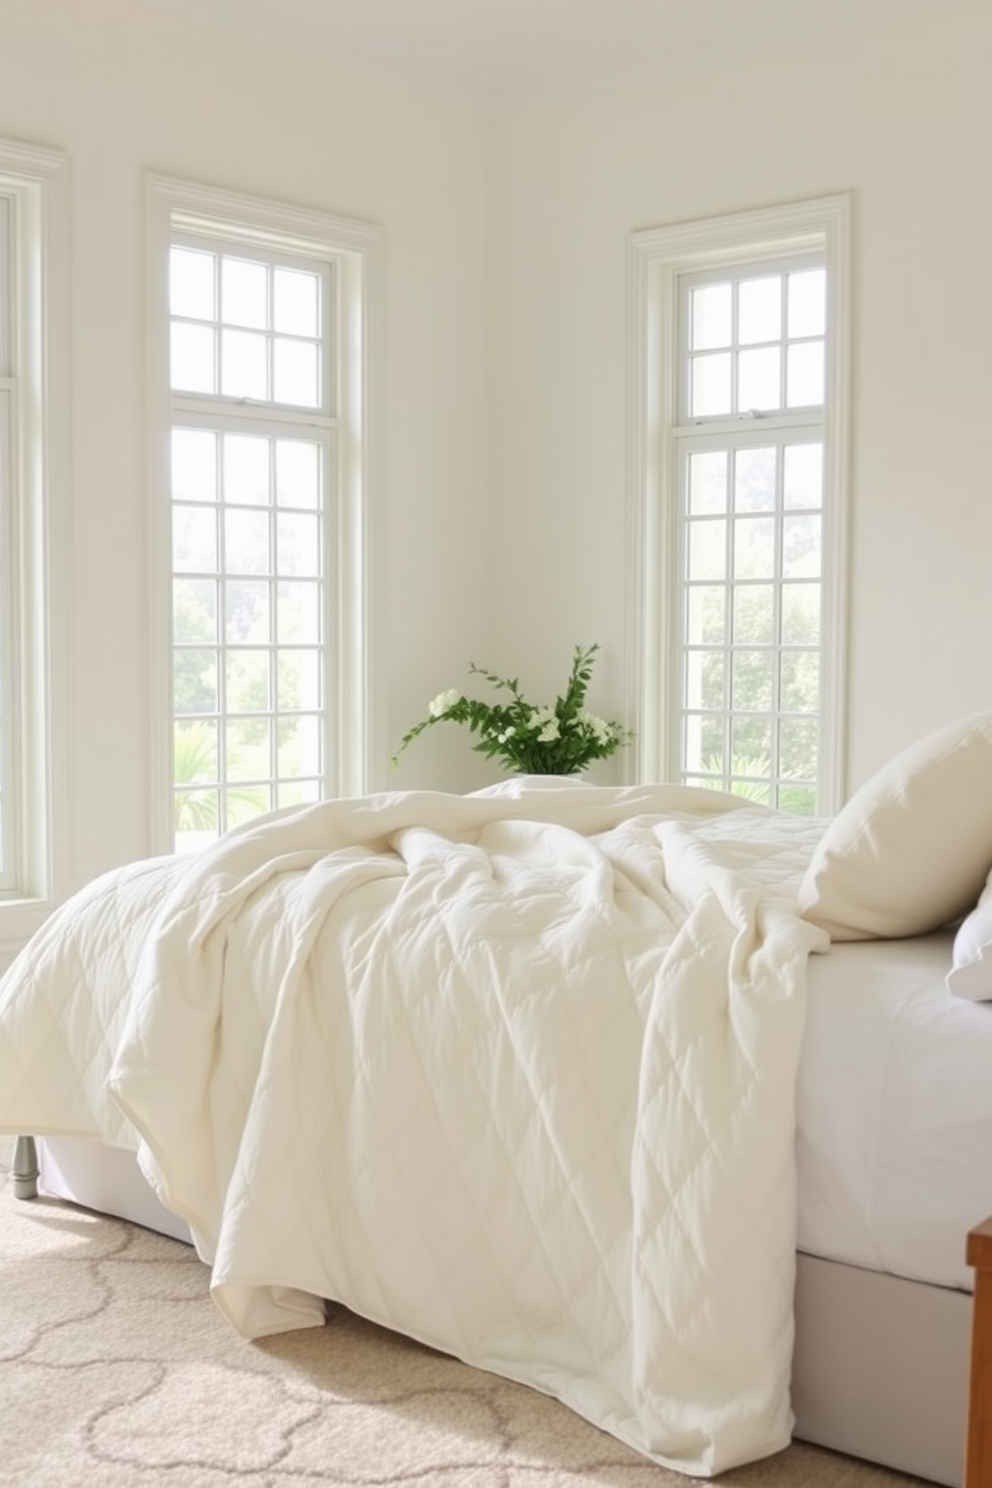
xmin=965 ymin=1214 xmax=992 ymax=1488
xmin=11 ymin=1135 xmax=39 ymax=1200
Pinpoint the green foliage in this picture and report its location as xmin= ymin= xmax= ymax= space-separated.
xmin=173 ymin=721 xmax=220 ymax=834
xmin=392 ymin=643 xmax=634 ymax=776
xmin=173 ymin=720 xmax=271 ymax=835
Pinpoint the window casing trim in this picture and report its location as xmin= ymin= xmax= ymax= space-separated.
xmin=0 ymin=138 xmax=72 ymax=953
xmin=146 ymin=175 xmax=384 ymax=852
xmin=625 ymin=194 xmax=852 ymax=812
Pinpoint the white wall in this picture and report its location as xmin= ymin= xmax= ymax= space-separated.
xmin=491 ymin=0 xmax=992 ymax=794
xmin=0 ymin=0 xmax=495 ymax=889
xmin=1 ymin=0 xmax=990 ymax=902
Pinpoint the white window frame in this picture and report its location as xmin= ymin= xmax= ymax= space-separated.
xmin=146 ymin=176 xmax=384 ymax=852
xmin=625 ymin=195 xmax=852 ymax=812
xmin=0 ymin=139 xmax=71 ymax=955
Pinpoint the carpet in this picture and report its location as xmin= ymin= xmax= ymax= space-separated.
xmin=0 ymin=1140 xmax=931 ymax=1487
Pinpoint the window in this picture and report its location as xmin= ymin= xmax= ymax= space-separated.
xmin=147 ymin=178 xmax=383 ymax=853
xmin=627 ymin=196 xmax=851 ymax=814
xmin=0 ymin=194 xmax=13 ymax=882
xmin=0 ymin=139 xmax=70 ymax=938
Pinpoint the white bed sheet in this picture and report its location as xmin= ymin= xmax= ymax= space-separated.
xmin=796 ymin=931 xmax=992 ymax=1292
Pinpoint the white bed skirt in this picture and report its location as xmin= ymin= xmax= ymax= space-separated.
xmin=38 ymin=1136 xmax=192 ymax=1243
xmin=34 ymin=1135 xmax=970 ymax=1488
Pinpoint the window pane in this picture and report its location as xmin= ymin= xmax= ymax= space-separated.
xmin=278 ymin=714 xmax=322 ymax=777
xmin=274 ymin=337 xmax=319 ymax=407
xmin=687 ymin=586 xmax=726 ymax=645
xmin=737 ymin=346 xmax=780 ymax=411
xmin=788 ymin=268 xmax=826 ymax=338
xmin=171 ymin=429 xmax=217 ymax=502
xmin=690 ymin=282 xmax=731 ymax=350
xmin=783 ymin=513 xmax=821 ymax=579
xmin=173 ymin=578 xmax=218 ymax=643
xmin=174 ymin=505 xmax=218 ymax=573
xmin=225 ymin=509 xmax=270 ymax=575
xmin=733 ymin=516 xmax=776 ymax=579
xmin=735 ymin=779 xmax=771 ymax=805
xmin=688 ymin=451 xmax=727 ymax=514
xmin=731 ymin=649 xmax=773 ymax=711
xmin=783 ymin=443 xmax=823 ymax=509
xmin=174 ymin=651 xmax=217 ymax=713
xmin=278 ymin=579 xmax=321 ymax=642
xmin=227 ymin=649 xmax=271 ymax=712
xmin=686 ymin=519 xmax=726 ymax=581
xmin=733 ymin=583 xmax=773 ymax=644
xmin=224 ymin=433 xmax=270 ymax=505
xmin=787 ymin=341 xmax=824 ymax=407
xmin=171 ymin=322 xmax=216 ymax=393
xmin=738 ymin=276 xmax=780 ymax=345
xmin=781 ymin=650 xmax=819 ymax=712
xmin=221 ymin=328 xmax=267 ymax=399
xmin=734 ymin=447 xmax=776 ymax=512
xmin=778 ymin=783 xmax=817 ymax=815
xmin=685 ymin=650 xmax=724 ymax=711
xmin=225 ymin=578 xmax=271 ymax=643
xmin=222 ymin=257 xmax=267 ymax=329
xmin=278 ymin=778 xmax=321 ymax=809
xmin=690 ymin=352 xmax=731 ymax=416
xmin=684 ymin=713 xmax=724 ymax=773
xmin=276 ymin=440 xmax=320 ymax=509
xmin=730 ymin=715 xmax=772 ymax=767
xmin=782 ymin=582 xmax=820 ymax=644
xmin=227 ymin=716 xmax=271 ymax=778
xmin=170 ymin=247 xmax=215 ymax=320
xmin=175 ymin=719 xmax=218 ymax=778
xmin=228 ymin=780 xmax=273 ymax=826
xmin=175 ymin=786 xmax=219 ymax=852
xmin=278 ymin=648 xmax=322 ymax=710
xmin=779 ymin=716 xmax=818 ymax=781
xmin=277 ymin=513 xmax=321 ymax=578
xmin=274 ymin=268 xmax=319 ymax=337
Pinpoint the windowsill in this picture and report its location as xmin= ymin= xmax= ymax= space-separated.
xmin=0 ymin=897 xmax=57 ymax=973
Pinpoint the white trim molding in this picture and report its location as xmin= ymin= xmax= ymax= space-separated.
xmin=626 ymin=193 xmax=852 ymax=811
xmin=0 ymin=137 xmax=73 ymax=958
xmin=145 ymin=175 xmax=385 ymax=850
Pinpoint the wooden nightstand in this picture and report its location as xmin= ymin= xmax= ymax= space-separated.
xmin=966 ymin=1215 xmax=992 ymax=1487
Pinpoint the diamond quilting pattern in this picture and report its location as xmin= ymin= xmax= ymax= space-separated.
xmin=0 ymin=784 xmax=829 ymax=1477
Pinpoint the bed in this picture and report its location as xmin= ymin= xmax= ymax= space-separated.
xmin=2 ymin=709 xmax=992 ymax=1483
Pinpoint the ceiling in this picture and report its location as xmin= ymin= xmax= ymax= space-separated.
xmin=160 ymin=0 xmax=917 ymax=108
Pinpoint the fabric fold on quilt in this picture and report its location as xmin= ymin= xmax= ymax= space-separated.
xmin=0 ymin=781 xmax=827 ymax=1477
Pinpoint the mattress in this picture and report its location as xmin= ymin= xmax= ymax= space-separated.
xmin=39 ymin=929 xmax=992 ymax=1299
xmin=796 ymin=930 xmax=992 ymax=1292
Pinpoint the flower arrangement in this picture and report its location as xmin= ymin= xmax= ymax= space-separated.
xmin=391 ymin=643 xmax=634 ymax=776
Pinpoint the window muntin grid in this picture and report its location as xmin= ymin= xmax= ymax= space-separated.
xmin=682 ymin=262 xmax=826 ymax=422
xmin=679 ymin=437 xmax=824 ymax=814
xmin=169 ymin=243 xmax=328 ymax=411
xmin=168 ymin=238 xmax=334 ymax=852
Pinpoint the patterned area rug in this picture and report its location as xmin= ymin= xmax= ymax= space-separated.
xmin=0 ymin=1140 xmax=931 ymax=1487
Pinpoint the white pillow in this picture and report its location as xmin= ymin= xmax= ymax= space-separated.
xmin=797 ymin=708 xmax=992 ymax=941
xmin=947 ymin=868 xmax=992 ymax=1001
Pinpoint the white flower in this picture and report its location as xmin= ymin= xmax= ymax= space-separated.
xmin=497 ymin=726 xmax=517 ymax=743
xmin=580 ymin=709 xmax=614 ymax=744
xmin=529 ymin=705 xmax=559 ymax=742
xmin=428 ymin=688 xmax=461 ymax=718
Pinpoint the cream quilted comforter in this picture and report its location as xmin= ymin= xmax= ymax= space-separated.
xmin=0 ymin=779 xmax=828 ymax=1476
